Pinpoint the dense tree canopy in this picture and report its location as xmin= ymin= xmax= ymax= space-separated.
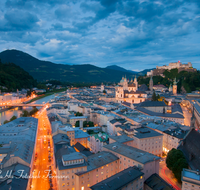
xmin=138 ymin=69 xmax=200 ymax=93
xmin=75 ymin=112 xmax=83 ymax=116
xmin=0 ymin=59 xmax=37 ymax=91
xmin=166 ymin=148 xmax=188 ymax=183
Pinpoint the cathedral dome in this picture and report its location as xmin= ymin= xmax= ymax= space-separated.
xmin=128 ymin=83 xmax=136 ymax=87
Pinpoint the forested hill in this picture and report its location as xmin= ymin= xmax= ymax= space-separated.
xmin=138 ymin=68 xmax=200 ymax=93
xmin=0 ymin=59 xmax=37 ymax=91
xmin=0 ymin=49 xmax=136 ymax=83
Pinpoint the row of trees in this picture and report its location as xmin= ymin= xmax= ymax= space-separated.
xmin=166 ymin=148 xmax=188 ymax=183
xmin=75 ymin=112 xmax=83 ymax=116
xmin=20 ymin=108 xmax=38 ymax=117
xmin=75 ymin=121 xmax=94 ymax=128
xmin=3 ymin=115 xmax=17 ymax=124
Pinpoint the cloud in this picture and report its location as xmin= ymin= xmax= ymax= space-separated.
xmin=1 ymin=10 xmax=39 ymax=31
xmin=0 ymin=0 xmax=200 ymax=70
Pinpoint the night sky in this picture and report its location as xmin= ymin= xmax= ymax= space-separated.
xmin=0 ymin=0 xmax=200 ymax=71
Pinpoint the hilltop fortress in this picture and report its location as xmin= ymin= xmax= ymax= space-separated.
xmin=147 ymin=61 xmax=196 ymax=76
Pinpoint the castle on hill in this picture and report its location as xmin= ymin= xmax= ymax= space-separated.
xmin=147 ymin=61 xmax=196 ymax=76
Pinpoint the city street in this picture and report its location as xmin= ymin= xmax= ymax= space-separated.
xmin=30 ymin=108 xmax=57 ymax=190
xmin=159 ymin=159 xmax=181 ymax=190
xmin=181 ymin=105 xmax=192 ymax=126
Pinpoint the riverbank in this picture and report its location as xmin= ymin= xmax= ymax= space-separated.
xmin=0 ymin=107 xmax=12 ymax=113
xmin=28 ymin=92 xmax=54 ymax=103
xmin=27 ymin=88 xmax=67 ymax=103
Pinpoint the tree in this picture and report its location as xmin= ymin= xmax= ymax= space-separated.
xmin=37 ymin=83 xmax=46 ymax=89
xmin=3 ymin=120 xmax=9 ymax=124
xmin=27 ymin=90 xmax=32 ymax=97
xmin=172 ymin=158 xmax=188 ymax=183
xmin=88 ymin=121 xmax=94 ymax=127
xmin=75 ymin=121 xmax=79 ymax=127
xmin=103 ymin=90 xmax=106 ymax=94
xmin=75 ymin=112 xmax=83 ymax=116
xmin=83 ymin=121 xmax=94 ymax=127
xmin=151 ymin=91 xmax=157 ymax=101
xmin=21 ymin=110 xmax=29 ymax=117
xmin=10 ymin=115 xmax=17 ymax=121
xmin=166 ymin=148 xmax=188 ymax=183
xmin=30 ymin=108 xmax=38 ymax=116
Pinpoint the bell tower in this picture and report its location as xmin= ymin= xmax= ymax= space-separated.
xmin=134 ymin=75 xmax=138 ymax=90
xmin=173 ymin=78 xmax=177 ymax=95
xmin=149 ymin=75 xmax=153 ymax=92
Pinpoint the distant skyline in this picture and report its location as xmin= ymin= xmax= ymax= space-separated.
xmin=0 ymin=0 xmax=200 ymax=70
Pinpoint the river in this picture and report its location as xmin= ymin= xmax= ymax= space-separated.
xmin=0 ymin=94 xmax=56 ymax=125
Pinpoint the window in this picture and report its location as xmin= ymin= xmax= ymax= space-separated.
xmin=67 ymin=182 xmax=69 ymax=186
xmin=62 ymin=183 xmax=65 ymax=187
xmin=81 ymin=187 xmax=84 ymax=190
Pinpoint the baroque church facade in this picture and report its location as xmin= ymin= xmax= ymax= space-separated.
xmin=115 ymin=76 xmax=147 ymax=103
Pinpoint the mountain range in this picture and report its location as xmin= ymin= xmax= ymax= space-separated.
xmin=106 ymin=65 xmax=154 ymax=76
xmin=0 ymin=49 xmax=151 ymax=83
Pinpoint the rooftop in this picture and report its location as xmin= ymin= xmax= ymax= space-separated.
xmin=182 ymin=168 xmax=200 ymax=181
xmin=145 ymin=173 xmax=174 ymax=190
xmin=90 ymin=167 xmax=144 ymax=190
xmin=109 ymin=135 xmax=133 ymax=143
xmin=104 ymin=142 xmax=160 ymax=164
xmin=133 ymin=126 xmax=163 ymax=139
xmin=62 ymin=152 xmax=85 ymax=162
xmin=76 ymin=151 xmax=119 ymax=176
xmin=178 ymin=129 xmax=200 ymax=170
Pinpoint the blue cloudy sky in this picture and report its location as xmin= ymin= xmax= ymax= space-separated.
xmin=0 ymin=0 xmax=200 ymax=71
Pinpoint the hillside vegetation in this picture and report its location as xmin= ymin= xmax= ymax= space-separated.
xmin=0 ymin=59 xmax=37 ymax=91
xmin=138 ymin=68 xmax=200 ymax=93
xmin=0 ymin=49 xmax=137 ymax=83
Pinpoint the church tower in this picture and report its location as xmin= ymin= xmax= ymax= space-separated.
xmin=169 ymin=84 xmax=173 ymax=93
xmin=134 ymin=75 xmax=138 ymax=90
xmin=101 ymin=83 xmax=104 ymax=92
xmin=123 ymin=75 xmax=128 ymax=90
xmin=149 ymin=75 xmax=153 ymax=92
xmin=190 ymin=105 xmax=196 ymax=129
xmin=173 ymin=78 xmax=177 ymax=95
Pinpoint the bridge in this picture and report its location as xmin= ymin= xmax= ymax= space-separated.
xmin=7 ymin=103 xmax=44 ymax=107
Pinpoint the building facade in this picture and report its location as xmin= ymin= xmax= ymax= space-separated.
xmin=115 ymin=76 xmax=147 ymax=103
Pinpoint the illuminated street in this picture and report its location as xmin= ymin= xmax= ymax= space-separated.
xmin=159 ymin=159 xmax=181 ymax=190
xmin=181 ymin=105 xmax=192 ymax=127
xmin=30 ymin=108 xmax=57 ymax=190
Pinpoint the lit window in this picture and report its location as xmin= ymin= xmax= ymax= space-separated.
xmin=81 ymin=187 xmax=84 ymax=190
xmin=140 ymin=176 xmax=143 ymax=179
xmin=62 ymin=183 xmax=65 ymax=187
